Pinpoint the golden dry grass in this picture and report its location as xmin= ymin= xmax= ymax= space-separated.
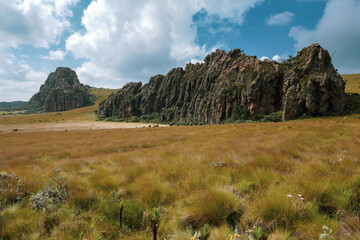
xmin=0 ymin=75 xmax=360 ymax=239
xmin=343 ymin=74 xmax=360 ymax=94
xmin=1 ymin=116 xmax=360 ymax=239
xmin=0 ymin=88 xmax=117 ymax=125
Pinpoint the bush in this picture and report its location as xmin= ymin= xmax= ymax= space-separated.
xmin=30 ymin=168 xmax=69 ymax=211
xmin=0 ymin=171 xmax=26 ymax=204
xmin=263 ymin=111 xmax=283 ymax=122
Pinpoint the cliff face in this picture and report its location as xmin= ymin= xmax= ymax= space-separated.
xmin=30 ymin=67 xmax=94 ymax=112
xmin=99 ymin=44 xmax=346 ymax=123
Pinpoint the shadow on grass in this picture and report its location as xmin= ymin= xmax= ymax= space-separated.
xmin=346 ymin=93 xmax=360 ymax=114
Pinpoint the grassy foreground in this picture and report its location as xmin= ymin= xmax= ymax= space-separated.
xmin=0 ymin=75 xmax=359 ymax=239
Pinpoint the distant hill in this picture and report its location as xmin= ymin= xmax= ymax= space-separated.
xmin=0 ymin=101 xmax=27 ymax=110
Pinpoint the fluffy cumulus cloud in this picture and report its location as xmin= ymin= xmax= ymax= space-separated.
xmin=41 ymin=50 xmax=67 ymax=61
xmin=272 ymin=55 xmax=283 ymax=62
xmin=259 ymin=55 xmax=286 ymax=62
xmin=0 ymin=0 xmax=79 ymax=101
xmin=289 ymin=0 xmax=360 ymax=73
xmin=266 ymin=11 xmax=295 ymax=26
xmin=66 ymin=0 xmax=263 ymax=87
xmin=0 ymin=53 xmax=48 ymax=101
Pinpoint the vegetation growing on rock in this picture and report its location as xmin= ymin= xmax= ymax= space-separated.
xmin=30 ymin=67 xmax=95 ymax=112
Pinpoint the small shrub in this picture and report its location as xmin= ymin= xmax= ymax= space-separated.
xmin=0 ymin=171 xmax=26 ymax=204
xmin=144 ymin=208 xmax=161 ymax=240
xmin=251 ymin=114 xmax=264 ymax=121
xmin=30 ymin=168 xmax=69 ymax=211
xmin=263 ymin=111 xmax=283 ymax=122
xmin=319 ymin=225 xmax=335 ymax=240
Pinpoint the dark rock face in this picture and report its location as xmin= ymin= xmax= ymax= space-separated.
xmin=99 ymin=44 xmax=346 ymax=123
xmin=30 ymin=67 xmax=94 ymax=112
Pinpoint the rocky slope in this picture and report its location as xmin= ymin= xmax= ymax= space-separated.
xmin=99 ymin=44 xmax=346 ymax=123
xmin=30 ymin=67 xmax=94 ymax=112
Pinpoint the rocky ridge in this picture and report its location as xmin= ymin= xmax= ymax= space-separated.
xmin=99 ymin=44 xmax=346 ymax=123
xmin=30 ymin=67 xmax=94 ymax=112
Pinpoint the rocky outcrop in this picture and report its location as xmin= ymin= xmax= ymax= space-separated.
xmin=30 ymin=67 xmax=94 ymax=112
xmin=99 ymin=44 xmax=346 ymax=123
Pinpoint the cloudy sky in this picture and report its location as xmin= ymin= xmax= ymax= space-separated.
xmin=1 ymin=0 xmax=360 ymax=101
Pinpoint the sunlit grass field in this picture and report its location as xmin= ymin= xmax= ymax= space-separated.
xmin=0 ymin=75 xmax=359 ymax=239
xmin=343 ymin=74 xmax=360 ymax=93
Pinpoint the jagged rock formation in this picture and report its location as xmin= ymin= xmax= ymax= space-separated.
xmin=30 ymin=67 xmax=94 ymax=112
xmin=99 ymin=44 xmax=346 ymax=123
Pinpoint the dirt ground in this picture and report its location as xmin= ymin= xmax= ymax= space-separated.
xmin=0 ymin=121 xmax=168 ymax=133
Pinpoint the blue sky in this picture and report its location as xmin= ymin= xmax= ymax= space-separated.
xmin=1 ymin=0 xmax=359 ymax=101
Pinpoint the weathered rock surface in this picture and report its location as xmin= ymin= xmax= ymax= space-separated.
xmin=30 ymin=67 xmax=94 ymax=112
xmin=99 ymin=44 xmax=346 ymax=123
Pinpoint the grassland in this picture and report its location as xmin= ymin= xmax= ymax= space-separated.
xmin=0 ymin=88 xmax=117 ymax=125
xmin=0 ymin=75 xmax=359 ymax=239
xmin=343 ymin=74 xmax=360 ymax=93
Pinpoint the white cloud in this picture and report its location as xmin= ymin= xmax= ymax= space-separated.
xmin=208 ymin=27 xmax=232 ymax=35
xmin=0 ymin=0 xmax=79 ymax=49
xmin=289 ymin=0 xmax=360 ymax=73
xmin=259 ymin=55 xmax=289 ymax=62
xmin=200 ymin=0 xmax=264 ymax=25
xmin=266 ymin=11 xmax=295 ymax=26
xmin=66 ymin=0 xmax=263 ymax=88
xmin=295 ymin=0 xmax=327 ymax=2
xmin=0 ymin=0 xmax=79 ymax=101
xmin=272 ymin=55 xmax=282 ymax=62
xmin=0 ymin=58 xmax=47 ymax=101
xmin=41 ymin=50 xmax=67 ymax=61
